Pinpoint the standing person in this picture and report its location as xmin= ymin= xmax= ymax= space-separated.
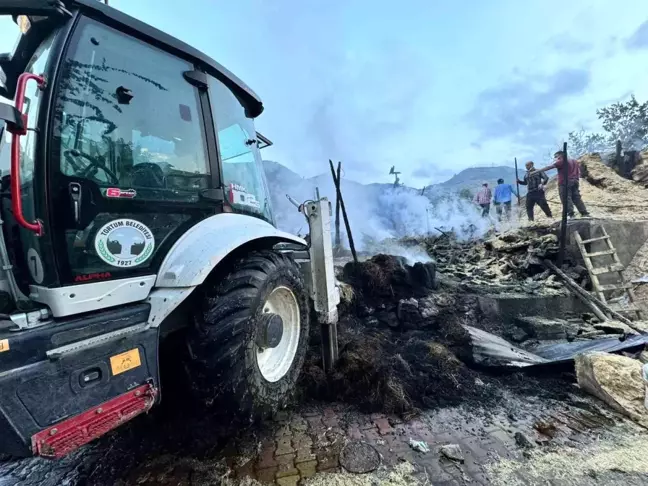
xmin=473 ymin=182 xmax=492 ymax=217
xmin=493 ymin=178 xmax=518 ymax=220
xmin=518 ymin=161 xmax=552 ymax=221
xmin=536 ymin=151 xmax=590 ymax=218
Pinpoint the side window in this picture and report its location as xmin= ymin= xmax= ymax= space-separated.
xmin=18 ymin=32 xmax=57 ymax=198
xmin=209 ymin=78 xmax=273 ymax=221
xmin=10 ymin=32 xmax=58 ymax=287
xmin=53 ymin=19 xmax=209 ymax=202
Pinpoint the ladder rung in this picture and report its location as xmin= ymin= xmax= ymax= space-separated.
xmin=582 ymin=235 xmax=610 ymax=244
xmin=598 ymin=283 xmax=633 ymax=291
xmin=585 ymin=250 xmax=616 ymax=258
xmin=591 ymin=263 xmax=625 ymax=275
xmin=608 ymin=305 xmax=641 ymax=313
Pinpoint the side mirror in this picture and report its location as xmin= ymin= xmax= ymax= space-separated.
xmin=0 ymin=102 xmax=25 ymax=135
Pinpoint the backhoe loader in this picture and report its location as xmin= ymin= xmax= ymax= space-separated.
xmin=0 ymin=0 xmax=339 ymax=458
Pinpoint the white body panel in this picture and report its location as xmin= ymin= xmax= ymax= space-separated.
xmin=30 ymin=275 xmax=156 ymax=318
xmin=29 ymin=214 xmax=304 ymax=323
xmin=145 ymin=214 xmax=307 ymax=326
xmin=156 ymin=213 xmax=306 ymax=288
xmin=147 ymin=287 xmax=196 ymax=328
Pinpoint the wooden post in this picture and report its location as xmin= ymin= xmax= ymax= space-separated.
xmin=514 ymin=157 xmax=521 ymax=205
xmin=615 ymin=140 xmax=622 ymax=170
xmin=329 ymin=160 xmax=358 ymax=263
xmin=335 ymin=161 xmax=341 ymax=248
xmin=558 ymin=142 xmax=569 ymax=267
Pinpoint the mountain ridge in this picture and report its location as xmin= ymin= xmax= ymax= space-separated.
xmin=263 ymin=160 xmax=525 ymax=196
xmin=262 ymin=160 xmax=527 ymax=241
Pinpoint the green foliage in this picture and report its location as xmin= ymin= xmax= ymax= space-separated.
xmin=598 ymin=95 xmax=648 ymax=148
xmin=567 ymin=129 xmax=609 ymax=158
xmin=569 ymin=95 xmax=648 ymax=157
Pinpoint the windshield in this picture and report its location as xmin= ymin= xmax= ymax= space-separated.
xmin=53 ymin=17 xmax=212 ymax=204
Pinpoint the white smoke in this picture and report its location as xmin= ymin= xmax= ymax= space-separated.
xmin=269 ymin=167 xmax=504 ymax=264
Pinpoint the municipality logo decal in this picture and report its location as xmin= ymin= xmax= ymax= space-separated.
xmin=94 ymin=219 xmax=155 ymax=268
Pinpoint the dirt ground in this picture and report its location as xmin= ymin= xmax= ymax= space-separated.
xmin=2 ymin=380 xmax=646 ymax=486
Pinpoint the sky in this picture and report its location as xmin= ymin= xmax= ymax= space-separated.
xmin=2 ymin=0 xmax=648 ymax=187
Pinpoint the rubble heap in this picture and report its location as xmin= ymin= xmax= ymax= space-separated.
xmin=299 ymin=254 xmax=573 ymax=417
xmin=399 ymin=226 xmax=586 ymax=295
xmin=630 ymin=149 xmax=648 ymax=186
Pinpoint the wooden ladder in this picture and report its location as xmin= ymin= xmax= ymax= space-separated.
xmin=574 ymin=226 xmax=643 ymax=320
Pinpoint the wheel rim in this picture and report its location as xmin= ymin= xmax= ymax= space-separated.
xmin=256 ymin=286 xmax=301 ymax=383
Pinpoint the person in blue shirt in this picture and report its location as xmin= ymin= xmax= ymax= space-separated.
xmin=493 ymin=178 xmax=518 ymax=221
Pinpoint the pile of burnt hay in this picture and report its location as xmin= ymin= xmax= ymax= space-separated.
xmin=341 ymin=254 xmax=436 ymax=301
xmin=299 ymin=322 xmax=492 ymax=417
xmin=299 ymin=254 xmax=495 ymax=416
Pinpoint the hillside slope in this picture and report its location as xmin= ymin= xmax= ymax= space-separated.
xmin=438 ymin=166 xmax=525 ymax=195
xmin=527 ymin=154 xmax=648 ymax=223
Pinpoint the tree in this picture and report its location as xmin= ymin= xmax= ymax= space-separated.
xmin=566 ymin=95 xmax=648 ymax=157
xmin=597 ymin=95 xmax=648 ymax=150
xmin=567 ymin=128 xmax=609 ymax=158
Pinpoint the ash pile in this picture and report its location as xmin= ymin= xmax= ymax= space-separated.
xmin=399 ymin=225 xmax=587 ymax=295
xmin=300 ymin=224 xmax=648 ymax=418
xmin=300 ymin=253 xmax=495 ymax=417
xmin=299 ymin=250 xmax=575 ymax=418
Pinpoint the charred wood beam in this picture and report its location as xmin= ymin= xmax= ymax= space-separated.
xmin=329 ymin=160 xmax=358 ymax=263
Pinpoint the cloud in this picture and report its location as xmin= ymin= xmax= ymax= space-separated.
xmin=626 ymin=20 xmax=648 ymax=50
xmin=547 ymin=34 xmax=592 ymax=54
xmin=467 ymin=67 xmax=591 ymax=147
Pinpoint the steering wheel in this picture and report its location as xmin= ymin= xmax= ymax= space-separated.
xmin=131 ymin=162 xmax=166 ymax=189
xmin=63 ymin=149 xmax=119 ymax=185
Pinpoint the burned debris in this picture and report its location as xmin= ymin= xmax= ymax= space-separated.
xmin=398 ymin=227 xmax=587 ymax=295
xmin=302 ymin=244 xmax=568 ymax=417
xmin=300 ymin=254 xmax=488 ymax=416
xmin=301 ymin=210 xmax=648 ymax=426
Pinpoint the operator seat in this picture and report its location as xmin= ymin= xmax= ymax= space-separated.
xmin=131 ymin=162 xmax=165 ymax=188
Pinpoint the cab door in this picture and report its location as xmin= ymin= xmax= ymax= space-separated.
xmin=0 ymin=29 xmax=62 ymax=294
xmin=47 ymin=16 xmax=220 ymax=285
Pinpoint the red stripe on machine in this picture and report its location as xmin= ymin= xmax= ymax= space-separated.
xmin=31 ymin=383 xmax=157 ymax=459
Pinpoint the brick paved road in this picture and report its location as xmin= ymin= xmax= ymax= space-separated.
xmin=1 ymin=390 xmax=643 ymax=485
xmin=225 ymin=391 xmax=642 ymax=485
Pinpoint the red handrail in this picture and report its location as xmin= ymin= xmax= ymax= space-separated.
xmin=11 ymin=72 xmax=45 ymax=236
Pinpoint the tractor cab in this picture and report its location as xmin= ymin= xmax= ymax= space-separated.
xmin=0 ymin=0 xmax=339 ymax=460
xmin=0 ymin=1 xmax=274 ymax=314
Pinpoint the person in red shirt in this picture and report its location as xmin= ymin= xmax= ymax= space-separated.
xmin=535 ymin=151 xmax=590 ymax=218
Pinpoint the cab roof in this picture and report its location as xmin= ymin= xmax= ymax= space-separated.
xmin=2 ymin=0 xmax=264 ymax=117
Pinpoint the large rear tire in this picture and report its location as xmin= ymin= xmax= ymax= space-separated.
xmin=187 ymin=250 xmax=310 ymax=420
